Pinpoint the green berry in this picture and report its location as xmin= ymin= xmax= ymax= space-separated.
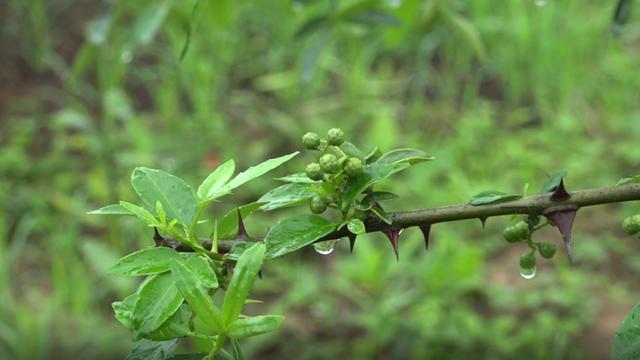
xmin=309 ymin=196 xmax=329 ymax=214
xmin=319 ymin=154 xmax=340 ymax=174
xmin=327 ymin=128 xmax=345 ymax=146
xmin=302 ymin=132 xmax=321 ymax=150
xmin=305 ymin=162 xmax=324 ymax=181
xmin=623 ymin=215 xmax=640 ymax=236
xmin=538 ymin=241 xmax=557 ymax=259
xmin=344 ymin=157 xmax=364 ymax=176
xmin=520 ymin=252 xmax=536 ymax=270
xmin=503 ymin=221 xmax=529 ymax=243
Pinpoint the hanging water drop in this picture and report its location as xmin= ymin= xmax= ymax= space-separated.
xmin=313 ymin=240 xmax=337 ymax=255
xmin=535 ymin=0 xmax=546 ymax=6
xmin=520 ymin=265 xmax=536 ymax=279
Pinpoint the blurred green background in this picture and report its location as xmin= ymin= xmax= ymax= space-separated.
xmin=1 ymin=0 xmax=640 ymax=359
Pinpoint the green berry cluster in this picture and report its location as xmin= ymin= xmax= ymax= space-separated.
xmin=623 ymin=214 xmax=640 ymax=236
xmin=301 ymin=128 xmax=364 ymax=215
xmin=502 ymin=215 xmax=557 ymax=276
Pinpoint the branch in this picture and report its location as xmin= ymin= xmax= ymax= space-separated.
xmin=161 ymin=183 xmax=640 ymax=253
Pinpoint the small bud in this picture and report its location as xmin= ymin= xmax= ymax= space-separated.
xmin=538 ymin=241 xmax=557 ymax=259
xmin=305 ymin=162 xmax=324 ymax=181
xmin=520 ymin=252 xmax=536 ymax=270
xmin=319 ymin=154 xmax=340 ymax=174
xmin=623 ymin=215 xmax=640 ymax=236
xmin=327 ymin=128 xmax=345 ymax=146
xmin=344 ymin=157 xmax=364 ymax=177
xmin=503 ymin=221 xmax=529 ymax=243
xmin=302 ymin=132 xmax=321 ymax=150
xmin=309 ymin=196 xmax=329 ymax=214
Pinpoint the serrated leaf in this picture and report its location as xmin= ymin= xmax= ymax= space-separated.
xmin=197 ymin=159 xmax=235 ymax=201
xmin=88 ymin=203 xmax=133 ymax=215
xmin=226 ymin=242 xmax=255 ymax=261
xmin=340 ymin=142 xmax=364 ymax=160
xmin=131 ymin=167 xmax=198 ymax=227
xmin=611 ymin=302 xmax=640 ymax=360
xmin=222 ymin=243 xmax=265 ymax=326
xmin=347 ymin=218 xmax=366 ymax=235
xmin=125 ymin=339 xmax=178 ymax=360
xmin=361 ymin=191 xmax=398 ymax=206
xmin=257 ymin=183 xmax=315 ymax=211
xmin=217 ymin=203 xmax=264 ymax=239
xmin=186 ymin=256 xmax=218 ymax=289
xmin=132 ymin=273 xmax=184 ymax=336
xmin=145 ymin=305 xmax=190 ymax=341
xmin=540 ymin=170 xmax=568 ymax=193
xmin=227 ymin=315 xmax=284 ymax=339
xmin=265 ymin=214 xmax=336 ymax=259
xmin=342 ymin=163 xmax=410 ymax=207
xmin=113 ymin=294 xmax=137 ymax=330
xmin=170 ymin=260 xmax=223 ymax=330
xmin=376 ymin=148 xmax=435 ymax=165
xmin=468 ymin=191 xmax=522 ymax=206
xmin=221 ymin=152 xmax=299 ymax=195
xmin=108 ymin=247 xmax=181 ymax=276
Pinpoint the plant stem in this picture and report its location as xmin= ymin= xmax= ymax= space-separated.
xmin=163 ymin=183 xmax=640 ymax=253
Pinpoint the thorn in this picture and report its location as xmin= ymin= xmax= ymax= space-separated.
xmin=550 ymin=178 xmax=571 ymax=202
xmin=419 ymin=225 xmax=431 ymax=250
xmin=383 ymin=229 xmax=400 ymax=261
xmin=348 ymin=234 xmax=357 ymax=253
xmin=479 ymin=217 xmax=487 ymax=229
xmin=236 ymin=208 xmax=249 ymax=239
xmin=153 ymin=228 xmax=164 ymax=246
xmin=544 ymin=207 xmax=578 ymax=265
xmin=258 ymin=270 xmax=263 ymax=280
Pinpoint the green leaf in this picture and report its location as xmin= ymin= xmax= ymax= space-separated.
xmin=361 ymin=191 xmax=398 ymax=206
xmin=347 ymin=219 xmax=366 ymax=235
xmin=370 ymin=205 xmax=392 ymax=225
xmin=612 ymin=302 xmax=640 ymax=360
xmin=131 ymin=167 xmax=198 ymax=227
xmin=540 ymin=170 xmax=568 ymax=193
xmin=170 ymin=260 xmax=223 ymax=330
xmin=342 ymin=163 xmax=410 ymax=207
xmin=120 ymin=201 xmax=160 ymax=226
xmin=132 ymin=273 xmax=184 ymax=336
xmin=439 ymin=6 xmax=486 ymax=61
xmin=221 ymin=152 xmax=299 ymax=195
xmin=217 ymin=202 xmax=264 ymax=239
xmin=340 ymin=142 xmax=364 ymax=160
xmin=226 ymin=242 xmax=255 ymax=261
xmin=616 ymin=175 xmax=640 ymax=186
xmin=113 ymin=294 xmax=137 ymax=330
xmin=186 ymin=256 xmax=218 ymax=289
xmin=108 ymin=247 xmax=181 ymax=276
xmin=146 ymin=305 xmax=190 ymax=341
xmin=274 ymin=173 xmax=319 ymax=184
xmin=468 ymin=191 xmax=522 ymax=206
xmin=227 ymin=315 xmax=284 ymax=339
xmin=125 ymin=339 xmax=178 ymax=360
xmin=376 ymin=148 xmax=435 ymax=165
xmin=88 ymin=203 xmax=133 ymax=215
xmin=197 ymin=159 xmax=236 ymax=201
xmin=222 ymin=243 xmax=266 ymax=326
xmin=344 ymin=9 xmax=401 ymax=27
xmin=265 ymin=214 xmax=336 ymax=259
xmin=257 ymin=183 xmax=315 ymax=211
xmin=231 ymin=339 xmax=245 ymax=360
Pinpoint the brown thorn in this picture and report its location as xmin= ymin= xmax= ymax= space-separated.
xmin=153 ymin=228 xmax=164 ymax=246
xmin=383 ymin=228 xmax=400 ymax=261
xmin=479 ymin=217 xmax=487 ymax=229
xmin=348 ymin=234 xmax=357 ymax=253
xmin=544 ymin=207 xmax=578 ymax=265
xmin=550 ymin=178 xmax=571 ymax=202
xmin=418 ymin=224 xmax=431 ymax=250
xmin=258 ymin=270 xmax=263 ymax=279
xmin=236 ymin=208 xmax=249 ymax=239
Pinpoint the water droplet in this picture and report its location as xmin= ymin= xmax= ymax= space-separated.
xmin=313 ymin=240 xmax=337 ymax=255
xmin=535 ymin=0 xmax=546 ymax=6
xmin=520 ymin=265 xmax=536 ymax=279
xmin=121 ymin=50 xmax=133 ymax=63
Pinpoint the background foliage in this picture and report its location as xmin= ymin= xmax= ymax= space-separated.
xmin=1 ymin=0 xmax=640 ymax=358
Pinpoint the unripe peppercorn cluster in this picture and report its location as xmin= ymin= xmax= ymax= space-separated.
xmin=301 ymin=128 xmax=364 ymax=214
